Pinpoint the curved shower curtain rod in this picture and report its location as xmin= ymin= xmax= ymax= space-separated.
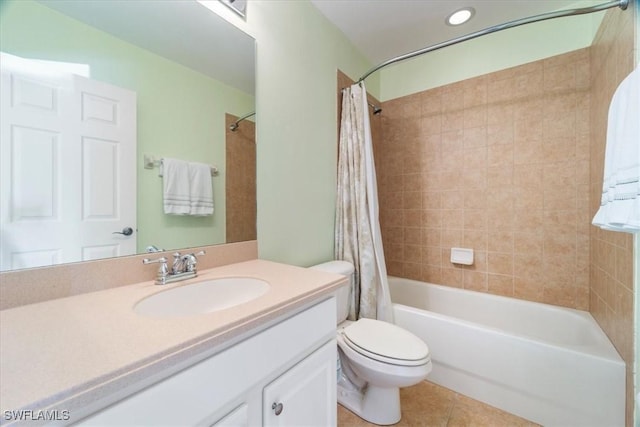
xmin=358 ymin=0 xmax=629 ymax=83
xmin=229 ymin=111 xmax=256 ymax=131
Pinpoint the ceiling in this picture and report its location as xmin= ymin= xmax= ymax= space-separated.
xmin=310 ymin=0 xmax=603 ymax=66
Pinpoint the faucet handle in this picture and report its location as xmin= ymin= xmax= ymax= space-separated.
xmin=142 ymin=256 xmax=168 ymax=265
xmin=142 ymin=256 xmax=169 ymax=284
xmin=184 ymin=250 xmax=206 ymax=273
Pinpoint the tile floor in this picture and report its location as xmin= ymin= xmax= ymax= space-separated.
xmin=337 ymin=381 xmax=540 ymax=427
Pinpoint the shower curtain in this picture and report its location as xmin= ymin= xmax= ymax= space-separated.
xmin=335 ymin=83 xmax=393 ymax=322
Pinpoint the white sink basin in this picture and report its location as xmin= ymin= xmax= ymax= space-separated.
xmin=134 ymin=277 xmax=270 ymax=317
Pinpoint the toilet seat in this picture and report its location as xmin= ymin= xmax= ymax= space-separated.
xmin=340 ymin=318 xmax=430 ymax=367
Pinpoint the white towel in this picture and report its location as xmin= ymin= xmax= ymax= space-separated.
xmin=188 ymin=162 xmax=214 ymax=216
xmin=592 ymin=65 xmax=640 ymax=233
xmin=162 ymin=158 xmax=191 ymax=215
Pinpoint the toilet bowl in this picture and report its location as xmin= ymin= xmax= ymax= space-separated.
xmin=310 ymin=261 xmax=432 ymax=425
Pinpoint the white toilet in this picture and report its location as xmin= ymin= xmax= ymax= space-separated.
xmin=311 ymin=261 xmax=432 ymax=425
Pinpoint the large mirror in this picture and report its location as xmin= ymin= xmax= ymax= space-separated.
xmin=0 ymin=0 xmax=256 ymax=272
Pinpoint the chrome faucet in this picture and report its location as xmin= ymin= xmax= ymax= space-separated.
xmin=143 ymin=250 xmax=206 ymax=285
xmin=171 ymin=252 xmax=187 ymax=275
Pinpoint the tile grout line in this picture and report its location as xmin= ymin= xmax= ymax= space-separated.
xmin=443 ymin=389 xmax=458 ymax=426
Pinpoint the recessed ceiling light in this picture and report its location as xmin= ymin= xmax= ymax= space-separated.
xmin=446 ymin=7 xmax=475 ymax=26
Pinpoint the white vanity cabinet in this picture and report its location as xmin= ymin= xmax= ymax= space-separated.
xmin=76 ymin=297 xmax=336 ymax=427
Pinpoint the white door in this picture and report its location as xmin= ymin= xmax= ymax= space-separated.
xmin=263 ymin=340 xmax=337 ymax=427
xmin=0 ymin=53 xmax=137 ymax=271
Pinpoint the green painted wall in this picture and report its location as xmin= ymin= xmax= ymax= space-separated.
xmin=244 ymin=0 xmax=377 ymax=266
xmin=0 ymin=0 xmax=254 ymax=253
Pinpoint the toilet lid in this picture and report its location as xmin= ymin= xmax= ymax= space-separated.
xmin=341 ymin=318 xmax=429 ymax=366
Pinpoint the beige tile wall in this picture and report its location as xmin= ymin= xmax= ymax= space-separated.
xmin=378 ymin=48 xmax=591 ymax=310
xmin=225 ymin=114 xmax=257 ymax=243
xmin=376 ymin=5 xmax=636 ymax=423
xmin=589 ymin=4 xmax=636 ymax=426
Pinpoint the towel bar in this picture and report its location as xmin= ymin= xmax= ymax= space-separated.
xmin=143 ymin=154 xmax=219 ymax=177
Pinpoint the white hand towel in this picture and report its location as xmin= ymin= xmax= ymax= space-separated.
xmin=162 ymin=158 xmax=191 ymax=215
xmin=188 ymin=162 xmax=214 ymax=216
xmin=592 ymin=65 xmax=640 ymax=233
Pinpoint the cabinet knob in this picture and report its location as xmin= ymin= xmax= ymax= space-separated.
xmin=272 ymin=402 xmax=283 ymax=416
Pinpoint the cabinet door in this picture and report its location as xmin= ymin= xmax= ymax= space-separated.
xmin=263 ymin=340 xmax=336 ymax=427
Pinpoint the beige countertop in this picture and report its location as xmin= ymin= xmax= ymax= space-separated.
xmin=0 ymin=259 xmax=346 ymax=420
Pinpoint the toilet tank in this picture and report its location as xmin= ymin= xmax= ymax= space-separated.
xmin=310 ymin=260 xmax=354 ymax=324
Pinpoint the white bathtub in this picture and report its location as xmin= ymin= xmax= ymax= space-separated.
xmin=389 ymin=276 xmax=625 ymax=427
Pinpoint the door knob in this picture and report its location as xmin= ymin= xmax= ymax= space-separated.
xmin=113 ymin=227 xmax=134 ymax=236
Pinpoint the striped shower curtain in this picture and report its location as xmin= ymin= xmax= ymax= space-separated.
xmin=335 ymin=82 xmax=393 ymax=322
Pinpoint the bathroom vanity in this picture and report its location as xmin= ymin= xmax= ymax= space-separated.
xmin=79 ymin=300 xmax=336 ymax=426
xmin=0 ymin=259 xmax=346 ymax=426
